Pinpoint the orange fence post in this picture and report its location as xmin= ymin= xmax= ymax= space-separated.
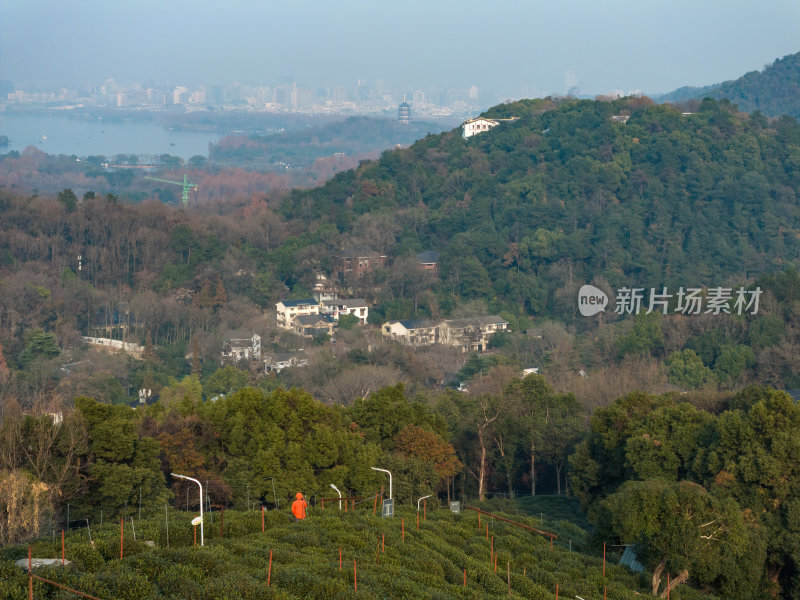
xmin=120 ymin=519 xmax=124 ymax=559
xmin=193 ymin=525 xmax=197 ymax=547
xmin=382 ymin=533 xmax=385 ymax=553
xmin=463 ymin=569 xmax=466 ymax=587
xmin=416 ymin=512 xmax=419 ymax=530
xmin=267 ymin=549 xmax=273 ymax=586
xmin=322 ymin=498 xmax=325 ymax=510
xmin=354 ymin=560 xmax=358 ymax=592
xmin=556 ymin=583 xmax=558 ymax=599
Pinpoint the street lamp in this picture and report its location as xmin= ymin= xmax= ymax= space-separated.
xmin=417 ymin=495 xmax=432 ymax=512
xmin=171 ymin=473 xmax=203 ymax=546
xmin=330 ymin=483 xmax=343 ymax=510
xmin=370 ymin=467 xmax=392 ymax=500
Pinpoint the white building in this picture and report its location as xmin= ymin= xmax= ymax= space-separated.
xmin=220 ymin=331 xmax=262 ymax=363
xmin=276 ymin=297 xmax=368 ymax=329
xmin=320 ymin=299 xmax=369 ymax=324
xmin=82 ymin=337 xmax=144 ymax=359
xmin=439 ymin=316 xmax=509 ymax=352
xmin=381 ymin=315 xmax=509 ymax=352
xmin=462 ymin=117 xmax=499 ymax=139
xmin=462 ymin=116 xmax=519 ymax=139
xmin=275 ymin=299 xmax=319 ymax=329
xmin=381 ymin=320 xmax=439 ymax=346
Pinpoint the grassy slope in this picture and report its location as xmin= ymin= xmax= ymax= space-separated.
xmin=1 ymin=497 xmax=718 ymax=599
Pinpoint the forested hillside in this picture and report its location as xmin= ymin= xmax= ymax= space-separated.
xmin=5 ymin=95 xmax=800 ymax=597
xmin=658 ymin=51 xmax=800 ymax=119
xmin=287 ymin=96 xmax=800 ymax=297
xmin=3 ymin=96 xmax=800 ymax=412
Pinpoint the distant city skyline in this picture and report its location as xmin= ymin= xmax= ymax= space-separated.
xmin=1 ymin=0 xmax=799 ymax=100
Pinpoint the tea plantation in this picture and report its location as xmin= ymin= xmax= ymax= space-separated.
xmin=1 ymin=497 xmax=718 ymax=599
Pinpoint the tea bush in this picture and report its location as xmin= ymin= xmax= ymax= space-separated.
xmin=3 ymin=498 xmax=723 ymax=599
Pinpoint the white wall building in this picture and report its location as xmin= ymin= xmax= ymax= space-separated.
xmin=275 ymin=299 xmax=319 ymax=329
xmin=320 ymin=299 xmax=369 ymax=324
xmin=462 ymin=117 xmax=499 ymax=139
xmin=462 ymin=116 xmax=518 ymax=139
xmin=220 ymin=332 xmax=262 ymax=363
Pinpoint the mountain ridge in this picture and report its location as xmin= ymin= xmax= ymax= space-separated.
xmin=657 ymin=50 xmax=800 ymax=119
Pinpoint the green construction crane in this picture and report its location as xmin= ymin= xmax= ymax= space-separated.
xmin=144 ymin=174 xmax=198 ymax=208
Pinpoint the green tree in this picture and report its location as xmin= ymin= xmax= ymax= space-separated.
xmin=712 ymin=344 xmax=755 ymax=387
xmin=698 ymin=387 xmax=800 ymax=595
xmin=57 ymin=188 xmax=78 ymax=212
xmin=504 ymin=374 xmax=582 ymax=496
xmin=337 ymin=313 xmax=360 ymax=330
xmin=599 ymin=479 xmax=762 ymax=598
xmin=665 ymin=349 xmax=715 ymax=389
xmin=19 ymin=329 xmax=60 ymax=367
xmin=75 ymin=397 xmax=170 ymax=516
xmin=617 ymin=312 xmax=664 ymax=358
xmin=569 ymin=391 xmax=671 ymax=507
xmin=203 ymin=365 xmax=249 ymax=398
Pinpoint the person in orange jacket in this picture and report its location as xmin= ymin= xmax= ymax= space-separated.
xmin=291 ymin=492 xmax=307 ymax=522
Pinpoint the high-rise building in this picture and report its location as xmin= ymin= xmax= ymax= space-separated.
xmin=173 ymin=86 xmax=189 ymax=105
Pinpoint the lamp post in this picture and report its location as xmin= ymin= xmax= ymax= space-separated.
xmin=330 ymin=483 xmax=343 ymax=510
xmin=370 ymin=467 xmax=392 ymax=500
xmin=171 ymin=473 xmax=203 ymax=546
xmin=417 ymin=495 xmax=432 ymax=512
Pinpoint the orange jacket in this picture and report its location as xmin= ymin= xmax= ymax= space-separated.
xmin=291 ymin=495 xmax=307 ymax=520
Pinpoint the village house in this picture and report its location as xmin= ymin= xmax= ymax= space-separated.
xmin=331 ymin=247 xmax=387 ymax=281
xmin=416 ymin=250 xmax=440 ymax=276
xmin=263 ymin=352 xmax=309 ymax=373
xmin=275 ymin=299 xmax=319 ymax=329
xmin=462 ymin=116 xmax=518 ymax=139
xmin=320 ymin=298 xmax=369 ymax=324
xmin=439 ymin=316 xmax=509 ymax=352
xmin=381 ymin=319 xmax=439 ymax=346
xmin=462 ymin=117 xmax=499 ymax=139
xmin=381 ymin=315 xmax=508 ymax=352
xmin=312 ymin=273 xmax=338 ymax=302
xmin=276 ymin=296 xmax=368 ymax=331
xmin=220 ymin=331 xmax=262 ymax=363
xmin=292 ymin=314 xmax=336 ymax=339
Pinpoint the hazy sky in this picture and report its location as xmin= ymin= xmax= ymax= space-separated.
xmin=2 ymin=0 xmax=799 ymax=98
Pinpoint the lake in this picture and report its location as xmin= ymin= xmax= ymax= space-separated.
xmin=0 ymin=113 xmax=222 ymax=160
